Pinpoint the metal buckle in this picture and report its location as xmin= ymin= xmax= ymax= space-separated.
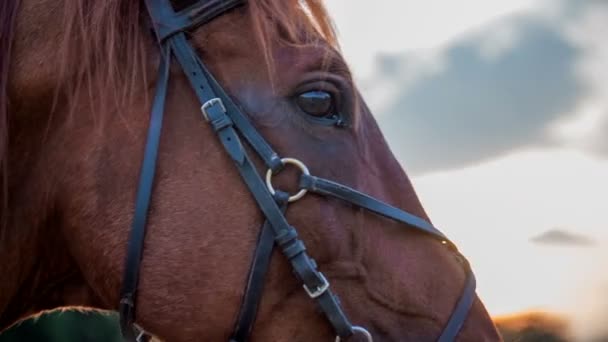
xmin=335 ymin=326 xmax=373 ymax=342
xmin=303 ymin=272 xmax=329 ymax=299
xmin=265 ymin=158 xmax=310 ymax=203
xmin=201 ymin=97 xmax=226 ymax=122
xmin=135 ymin=327 xmax=146 ymax=342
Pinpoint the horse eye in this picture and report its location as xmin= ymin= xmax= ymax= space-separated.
xmin=295 ymin=90 xmax=335 ymax=117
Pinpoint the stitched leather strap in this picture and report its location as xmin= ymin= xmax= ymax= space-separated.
xmin=169 ymin=33 xmax=283 ymax=171
xmin=119 ymin=43 xmax=171 ymax=341
xmin=299 ymin=174 xmax=449 ymax=242
xmin=439 ymin=269 xmax=476 ymax=341
xmin=145 ymin=0 xmax=246 ymax=42
xmin=194 ymin=51 xmax=283 ymax=172
xmin=230 ymin=194 xmax=287 ymax=342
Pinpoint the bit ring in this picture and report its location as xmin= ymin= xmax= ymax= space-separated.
xmin=265 ymin=158 xmax=310 ymax=203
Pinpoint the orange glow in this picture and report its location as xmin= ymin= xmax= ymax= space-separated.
xmin=494 ymin=310 xmax=569 ymax=332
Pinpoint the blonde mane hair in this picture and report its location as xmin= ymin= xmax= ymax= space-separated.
xmin=57 ymin=0 xmax=338 ymax=116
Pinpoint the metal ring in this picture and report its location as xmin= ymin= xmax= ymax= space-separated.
xmin=265 ymin=158 xmax=310 ymax=203
xmin=335 ymin=326 xmax=373 ymax=342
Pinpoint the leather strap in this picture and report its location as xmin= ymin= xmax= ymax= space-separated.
xmin=194 ymin=51 xmax=283 ymax=172
xmin=169 ymin=33 xmax=283 ymax=172
xmin=183 ymin=0 xmax=245 ymax=36
xmin=229 ymin=219 xmax=276 ymax=342
xmin=119 ymin=43 xmax=171 ymax=341
xmin=438 ymin=269 xmax=476 ymax=341
xmin=230 ymin=193 xmax=287 ymax=342
xmin=299 ymin=174 xmax=450 ymax=242
xmin=145 ymin=0 xmax=246 ymax=42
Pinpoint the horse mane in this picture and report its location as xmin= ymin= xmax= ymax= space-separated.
xmin=55 ymin=0 xmax=338 ymax=115
xmin=0 ymin=0 xmax=337 ymax=241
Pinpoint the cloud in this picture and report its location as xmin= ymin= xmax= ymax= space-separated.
xmin=562 ymin=1 xmax=608 ymax=159
xmin=598 ymin=116 xmax=608 ymax=155
xmin=530 ymin=229 xmax=596 ymax=247
xmin=586 ymin=114 xmax=608 ymax=157
xmin=372 ymin=17 xmax=585 ymax=175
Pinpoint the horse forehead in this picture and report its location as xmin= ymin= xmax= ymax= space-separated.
xmin=193 ymin=10 xmax=333 ymax=68
xmin=190 ymin=8 xmax=255 ymax=57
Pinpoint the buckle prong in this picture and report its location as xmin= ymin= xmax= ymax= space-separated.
xmin=201 ymin=98 xmax=226 ymax=121
xmin=303 ymin=272 xmax=329 ymax=299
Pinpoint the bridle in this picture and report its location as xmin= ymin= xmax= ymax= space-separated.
xmin=118 ymin=0 xmax=477 ymax=341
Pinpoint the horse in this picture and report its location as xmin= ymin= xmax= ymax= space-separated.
xmin=0 ymin=0 xmax=501 ymax=341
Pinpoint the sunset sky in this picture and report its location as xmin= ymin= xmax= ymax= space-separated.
xmin=327 ymin=0 xmax=608 ymax=339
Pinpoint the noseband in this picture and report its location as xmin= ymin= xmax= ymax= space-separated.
xmin=119 ymin=0 xmax=477 ymax=341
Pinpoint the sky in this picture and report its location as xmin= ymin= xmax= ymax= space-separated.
xmin=326 ymin=0 xmax=608 ymax=339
